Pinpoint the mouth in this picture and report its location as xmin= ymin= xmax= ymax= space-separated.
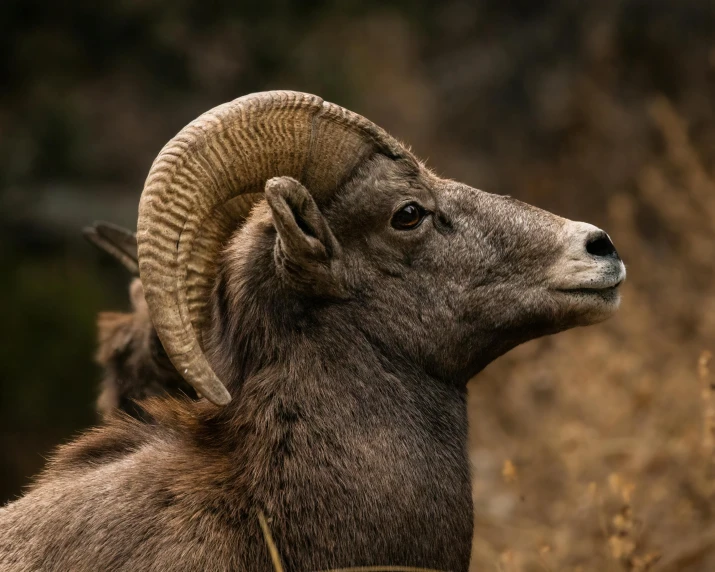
xmin=556 ymin=278 xmax=624 ymax=296
xmin=551 ymin=273 xmax=624 ymax=325
xmin=549 ymin=260 xmax=626 ymax=322
xmin=546 ymin=222 xmax=626 ymax=322
xmin=549 ymin=256 xmax=626 ymax=296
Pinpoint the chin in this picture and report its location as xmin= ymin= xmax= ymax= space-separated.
xmin=558 ymin=286 xmax=622 ymax=326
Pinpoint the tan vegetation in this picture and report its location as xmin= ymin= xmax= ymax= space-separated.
xmin=467 ymin=93 xmax=715 ymax=571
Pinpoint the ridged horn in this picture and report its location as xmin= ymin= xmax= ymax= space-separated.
xmin=137 ymin=91 xmax=406 ymax=405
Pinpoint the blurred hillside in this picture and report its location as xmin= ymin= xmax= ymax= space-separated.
xmin=2 ymin=1 xmax=715 ymax=570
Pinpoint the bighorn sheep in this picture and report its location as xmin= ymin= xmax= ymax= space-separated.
xmin=84 ymin=222 xmax=196 ymax=419
xmin=0 ymin=91 xmax=625 ymax=571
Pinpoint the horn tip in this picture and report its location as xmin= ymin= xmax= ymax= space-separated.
xmin=205 ymin=385 xmax=232 ymax=406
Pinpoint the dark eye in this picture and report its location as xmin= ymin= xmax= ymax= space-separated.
xmin=391 ymin=203 xmax=426 ymax=230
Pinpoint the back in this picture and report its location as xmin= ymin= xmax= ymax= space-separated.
xmin=0 ymin=414 xmax=265 ymax=572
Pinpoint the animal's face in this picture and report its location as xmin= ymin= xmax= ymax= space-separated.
xmin=262 ymin=154 xmax=624 ymax=382
xmin=133 ymin=92 xmax=629 ymax=405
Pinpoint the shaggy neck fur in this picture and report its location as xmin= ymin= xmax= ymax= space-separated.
xmin=192 ymin=216 xmax=475 ymax=570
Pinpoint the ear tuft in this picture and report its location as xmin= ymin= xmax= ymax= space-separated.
xmin=265 ymin=176 xmax=302 ymax=199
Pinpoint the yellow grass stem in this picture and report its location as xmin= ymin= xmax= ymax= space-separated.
xmin=258 ymin=511 xmax=285 ymax=572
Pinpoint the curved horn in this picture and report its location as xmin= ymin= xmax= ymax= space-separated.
xmin=137 ymin=91 xmax=406 ymax=405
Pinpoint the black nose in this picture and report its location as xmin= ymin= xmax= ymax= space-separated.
xmin=586 ymin=232 xmax=619 ymax=259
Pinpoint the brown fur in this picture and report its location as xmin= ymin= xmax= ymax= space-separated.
xmin=84 ymin=221 xmax=197 ymax=419
xmin=94 ymin=279 xmax=197 ymax=420
xmin=0 ymin=155 xmax=622 ymax=571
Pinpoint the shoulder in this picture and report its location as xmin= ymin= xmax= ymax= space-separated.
xmin=36 ymin=412 xmax=153 ymax=483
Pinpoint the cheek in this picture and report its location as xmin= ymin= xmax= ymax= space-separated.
xmin=453 ymin=280 xmax=549 ymax=332
xmin=471 ymin=234 xmax=562 ymax=292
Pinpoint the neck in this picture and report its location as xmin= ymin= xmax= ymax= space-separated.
xmin=196 ymin=235 xmax=474 ymax=569
xmin=204 ymin=302 xmax=473 ymax=570
xmin=247 ymin=335 xmax=472 ymax=569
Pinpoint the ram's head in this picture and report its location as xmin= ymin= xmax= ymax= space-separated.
xmin=136 ymin=91 xmax=625 ymax=405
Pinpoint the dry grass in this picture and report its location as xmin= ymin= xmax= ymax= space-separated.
xmin=467 ymin=92 xmax=715 ymax=571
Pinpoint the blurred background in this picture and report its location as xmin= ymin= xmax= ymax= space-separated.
xmin=2 ymin=1 xmax=715 ymax=569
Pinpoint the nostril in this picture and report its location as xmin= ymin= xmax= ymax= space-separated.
xmin=586 ymin=233 xmax=618 ymax=258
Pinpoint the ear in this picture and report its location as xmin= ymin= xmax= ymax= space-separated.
xmin=83 ymin=221 xmax=139 ymax=275
xmin=265 ymin=176 xmax=343 ymax=294
xmin=95 ymin=311 xmax=134 ymax=364
xmin=128 ymin=278 xmax=148 ymax=313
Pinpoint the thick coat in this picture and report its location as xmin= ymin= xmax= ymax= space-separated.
xmin=0 ymin=92 xmax=624 ymax=571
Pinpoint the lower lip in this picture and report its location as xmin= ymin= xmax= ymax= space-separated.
xmin=557 ymin=286 xmax=621 ymax=297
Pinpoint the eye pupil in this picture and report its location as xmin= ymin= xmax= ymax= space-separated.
xmin=391 ymin=203 xmax=425 ymax=230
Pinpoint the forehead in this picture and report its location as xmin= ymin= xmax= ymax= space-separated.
xmin=325 ymin=155 xmax=435 ymax=221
